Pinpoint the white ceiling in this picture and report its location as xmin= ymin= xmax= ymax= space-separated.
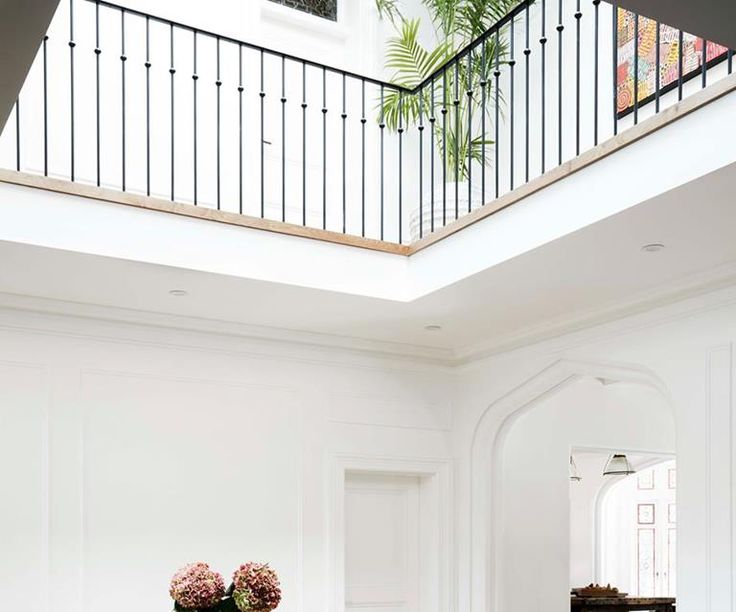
xmin=2 ymin=162 xmax=736 ymax=361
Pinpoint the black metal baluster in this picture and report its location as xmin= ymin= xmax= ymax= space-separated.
xmin=419 ymin=86 xmax=424 ymax=238
xmin=238 ymin=45 xmax=243 ymax=214
xmin=524 ymin=5 xmax=531 ymax=183
xmin=170 ymin=24 xmax=175 ymax=201
xmin=360 ymin=79 xmax=366 ymax=237
xmin=453 ymin=61 xmax=460 ymax=220
xmin=216 ymin=38 xmax=222 ymax=209
xmin=633 ymin=13 xmax=639 ymax=124
xmin=557 ymin=0 xmax=564 ymax=165
xmin=69 ymin=0 xmax=76 ymax=181
xmin=146 ymin=17 xmax=151 ymax=196
xmin=303 ymin=64 xmax=308 ymax=226
xmin=398 ymin=89 xmax=404 ymax=242
xmin=481 ymin=43 xmax=487 ymax=204
xmin=467 ymin=51 xmax=473 ymax=211
xmin=44 ymin=35 xmax=49 ymax=177
xmin=575 ymin=0 xmax=581 ymax=155
xmin=341 ymin=74 xmax=347 ymax=233
xmin=94 ymin=3 xmax=100 ymax=184
xmin=701 ymin=37 xmax=707 ymax=88
xmin=677 ymin=30 xmax=683 ymax=101
xmin=612 ymin=0 xmax=618 ymax=136
xmin=260 ymin=50 xmax=265 ymax=217
xmin=541 ymin=0 xmax=547 ymax=172
xmin=15 ymin=99 xmax=20 ymax=171
xmin=510 ymin=18 xmax=516 ymax=191
xmin=430 ymin=76 xmax=436 ymax=232
xmin=655 ymin=22 xmax=661 ymax=112
xmin=281 ymin=56 xmax=287 ymax=222
xmin=380 ymin=84 xmax=385 ymax=240
xmin=192 ymin=31 xmax=197 ymax=204
xmin=442 ymin=68 xmax=448 ymax=225
xmin=121 ymin=10 xmax=127 ymax=191
xmin=494 ymin=30 xmax=500 ymax=198
xmin=322 ymin=67 xmax=327 ymax=230
xmin=593 ymin=0 xmax=599 ymax=145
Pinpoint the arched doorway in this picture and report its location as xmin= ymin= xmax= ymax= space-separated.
xmin=468 ymin=359 xmax=676 ymax=612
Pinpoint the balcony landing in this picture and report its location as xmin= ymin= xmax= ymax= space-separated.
xmin=2 ymin=71 xmax=735 ymax=259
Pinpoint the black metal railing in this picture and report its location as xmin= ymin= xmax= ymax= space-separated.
xmin=1 ymin=0 xmax=733 ymax=244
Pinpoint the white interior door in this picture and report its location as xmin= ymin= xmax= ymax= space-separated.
xmin=345 ymin=472 xmax=420 ymax=612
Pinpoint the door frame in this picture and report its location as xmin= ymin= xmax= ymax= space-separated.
xmin=328 ymin=453 xmax=454 ymax=612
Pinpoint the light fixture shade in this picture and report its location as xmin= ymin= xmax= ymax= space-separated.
xmin=570 ymin=456 xmax=582 ymax=482
xmin=603 ymin=454 xmax=636 ymax=476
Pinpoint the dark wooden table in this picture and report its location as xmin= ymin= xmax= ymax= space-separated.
xmin=571 ymin=597 xmax=675 ymax=611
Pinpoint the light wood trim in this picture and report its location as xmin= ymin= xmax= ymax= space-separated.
xmin=407 ymin=71 xmax=736 ymax=255
xmin=1 ymin=72 xmax=734 ymax=258
xmin=0 ymin=169 xmax=411 ymax=256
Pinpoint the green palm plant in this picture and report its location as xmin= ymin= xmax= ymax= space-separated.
xmin=376 ymin=0 xmax=519 ymax=182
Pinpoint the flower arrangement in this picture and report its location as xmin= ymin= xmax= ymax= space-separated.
xmin=170 ymin=563 xmax=226 ymax=611
xmin=170 ymin=562 xmax=281 ymax=612
xmin=232 ymin=563 xmax=282 ymax=612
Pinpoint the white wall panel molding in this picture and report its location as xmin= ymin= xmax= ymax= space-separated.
xmin=78 ymin=368 xmax=305 ymax=612
xmin=328 ymin=391 xmax=451 ymax=432
xmin=47 ymin=365 xmax=84 ymax=612
xmin=705 ymin=344 xmax=734 ymax=612
xmin=0 ymin=360 xmax=50 ymax=611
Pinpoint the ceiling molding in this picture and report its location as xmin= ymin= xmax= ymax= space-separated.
xmin=454 ymin=259 xmax=736 ymax=364
xmin=0 ymin=292 xmax=456 ymax=368
xmin=1 ymin=256 xmax=736 ymax=369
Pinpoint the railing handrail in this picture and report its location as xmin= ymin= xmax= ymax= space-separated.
xmin=86 ymin=0 xmax=533 ymax=95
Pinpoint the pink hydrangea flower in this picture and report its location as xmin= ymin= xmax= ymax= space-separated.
xmin=232 ymin=563 xmax=282 ymax=611
xmin=169 ymin=562 xmax=225 ymax=610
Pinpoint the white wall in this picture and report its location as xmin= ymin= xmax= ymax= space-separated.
xmin=0 ymin=306 xmax=454 ymax=612
xmin=454 ymin=284 xmax=736 ymax=612
xmin=2 ymin=270 xmax=736 ymax=612
xmin=499 ymin=378 xmax=675 ymax=612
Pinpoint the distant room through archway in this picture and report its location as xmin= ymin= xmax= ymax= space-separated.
xmin=597 ymin=459 xmax=677 ymax=598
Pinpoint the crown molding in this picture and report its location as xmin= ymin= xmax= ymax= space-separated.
xmin=454 ymin=259 xmax=736 ymax=364
xmin=0 ymin=292 xmax=456 ymax=368
xmin=0 ymin=259 xmax=735 ymax=369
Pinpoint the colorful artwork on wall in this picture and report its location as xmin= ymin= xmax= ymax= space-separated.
xmin=616 ymin=8 xmax=729 ymax=115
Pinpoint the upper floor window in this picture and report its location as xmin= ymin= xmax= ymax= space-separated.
xmin=267 ymin=0 xmax=337 ymax=21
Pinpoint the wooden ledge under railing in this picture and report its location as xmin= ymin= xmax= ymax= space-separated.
xmin=1 ymin=72 xmax=735 ymax=258
xmin=0 ymin=169 xmax=411 ymax=256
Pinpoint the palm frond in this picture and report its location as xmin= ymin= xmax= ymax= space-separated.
xmin=374 ymin=0 xmax=403 ymax=24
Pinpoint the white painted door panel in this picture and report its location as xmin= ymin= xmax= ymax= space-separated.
xmin=345 ymin=473 xmax=420 ymax=612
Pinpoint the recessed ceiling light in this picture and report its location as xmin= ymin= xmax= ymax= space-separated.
xmin=169 ymin=289 xmax=188 ymax=297
xmin=424 ymin=324 xmax=443 ymax=332
xmin=641 ymin=243 xmax=665 ymax=253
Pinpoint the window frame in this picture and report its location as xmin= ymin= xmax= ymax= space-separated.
xmin=265 ymin=0 xmax=338 ymax=22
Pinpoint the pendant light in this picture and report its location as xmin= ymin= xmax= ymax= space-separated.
xmin=569 ymin=456 xmax=582 ymax=482
xmin=603 ymin=454 xmax=636 ymax=476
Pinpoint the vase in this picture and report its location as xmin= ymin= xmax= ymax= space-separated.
xmin=409 ymin=181 xmax=484 ymax=242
